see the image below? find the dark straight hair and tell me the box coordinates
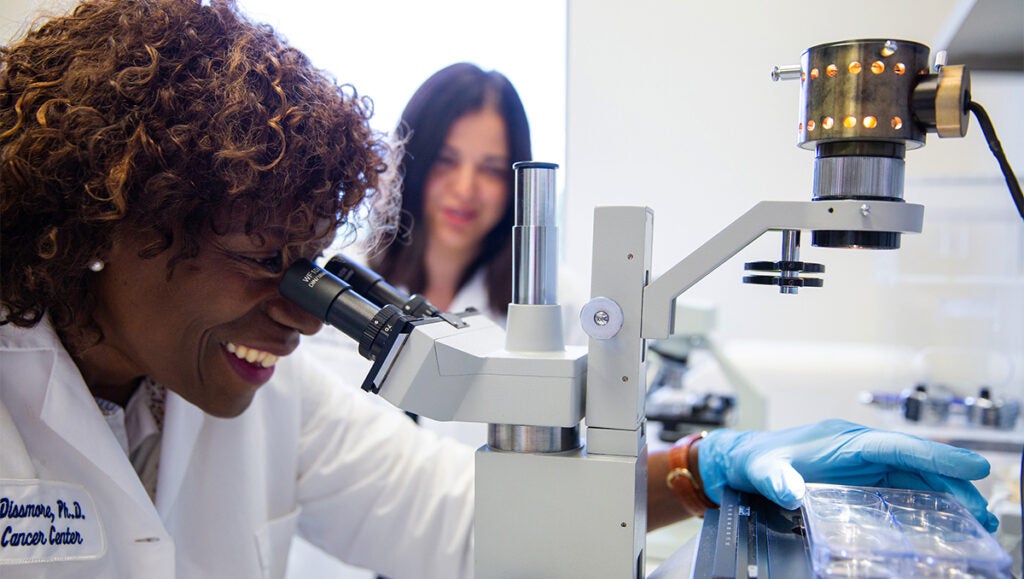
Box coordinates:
[368,62,532,314]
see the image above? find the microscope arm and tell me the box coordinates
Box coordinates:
[641,199,924,339]
[371,311,587,427]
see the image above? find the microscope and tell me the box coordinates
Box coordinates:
[282,39,1020,578]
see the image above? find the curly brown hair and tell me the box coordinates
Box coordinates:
[1,0,397,338]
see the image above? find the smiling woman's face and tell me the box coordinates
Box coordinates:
[83,225,325,418]
[423,107,510,258]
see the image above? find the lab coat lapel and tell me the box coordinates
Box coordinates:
[37,346,162,519]
[0,397,36,479]
[155,389,204,518]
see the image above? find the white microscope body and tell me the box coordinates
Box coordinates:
[354,175,923,578]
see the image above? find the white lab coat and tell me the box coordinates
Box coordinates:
[0,320,474,579]
[449,269,507,326]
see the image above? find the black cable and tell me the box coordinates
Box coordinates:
[968,101,1024,222]
[967,100,1024,572]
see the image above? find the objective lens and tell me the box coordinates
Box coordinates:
[281,260,415,360]
[810,142,907,250]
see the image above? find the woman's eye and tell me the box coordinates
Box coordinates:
[483,165,508,178]
[434,155,457,169]
[241,253,284,274]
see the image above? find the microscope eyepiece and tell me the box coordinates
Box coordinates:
[281,259,416,361]
[357,304,412,362]
[324,254,441,318]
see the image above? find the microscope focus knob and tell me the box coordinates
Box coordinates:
[742,275,825,288]
[743,260,825,274]
[742,260,825,290]
[580,296,624,340]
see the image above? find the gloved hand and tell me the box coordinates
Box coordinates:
[698,418,999,532]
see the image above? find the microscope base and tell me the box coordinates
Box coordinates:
[474,445,647,578]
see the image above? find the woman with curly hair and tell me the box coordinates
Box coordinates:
[0,1,1001,578]
[0,1,472,576]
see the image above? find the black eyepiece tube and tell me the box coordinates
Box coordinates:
[325,254,440,318]
[281,259,414,361]
[325,254,410,312]
[281,259,378,339]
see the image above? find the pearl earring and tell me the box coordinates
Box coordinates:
[88,259,105,272]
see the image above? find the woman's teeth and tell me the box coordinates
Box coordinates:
[225,342,279,368]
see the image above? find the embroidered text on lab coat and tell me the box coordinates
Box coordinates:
[0,480,105,565]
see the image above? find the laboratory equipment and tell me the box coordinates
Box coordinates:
[281,36,1019,577]
[802,484,1012,577]
[284,163,923,576]
[687,488,814,579]
[860,343,1023,434]
[901,384,954,424]
[966,387,1022,430]
[646,337,736,443]
[284,162,597,576]
[323,254,466,327]
[862,384,1021,430]
[683,485,1013,579]
[645,304,742,441]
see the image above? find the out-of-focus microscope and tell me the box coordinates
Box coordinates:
[282,38,1020,578]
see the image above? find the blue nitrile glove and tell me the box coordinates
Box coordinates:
[698,418,999,532]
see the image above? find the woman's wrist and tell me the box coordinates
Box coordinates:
[666,431,719,517]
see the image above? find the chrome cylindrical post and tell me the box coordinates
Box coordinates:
[487,424,580,453]
[492,161,579,453]
[779,230,800,295]
[512,161,559,306]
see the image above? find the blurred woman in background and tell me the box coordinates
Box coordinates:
[368,63,528,323]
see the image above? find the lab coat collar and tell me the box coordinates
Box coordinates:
[0,319,166,525]
[34,327,162,521]
[0,319,219,522]
[0,396,35,479]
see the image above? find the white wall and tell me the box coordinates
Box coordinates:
[565,1,1024,398]
[236,0,567,164]
[3,1,566,167]
[2,0,68,41]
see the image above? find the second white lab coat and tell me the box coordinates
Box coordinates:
[0,320,475,579]
[450,268,589,343]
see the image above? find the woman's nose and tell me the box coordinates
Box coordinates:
[266,293,323,335]
[449,164,477,199]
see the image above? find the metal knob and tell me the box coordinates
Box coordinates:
[770,64,802,82]
[580,296,624,339]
